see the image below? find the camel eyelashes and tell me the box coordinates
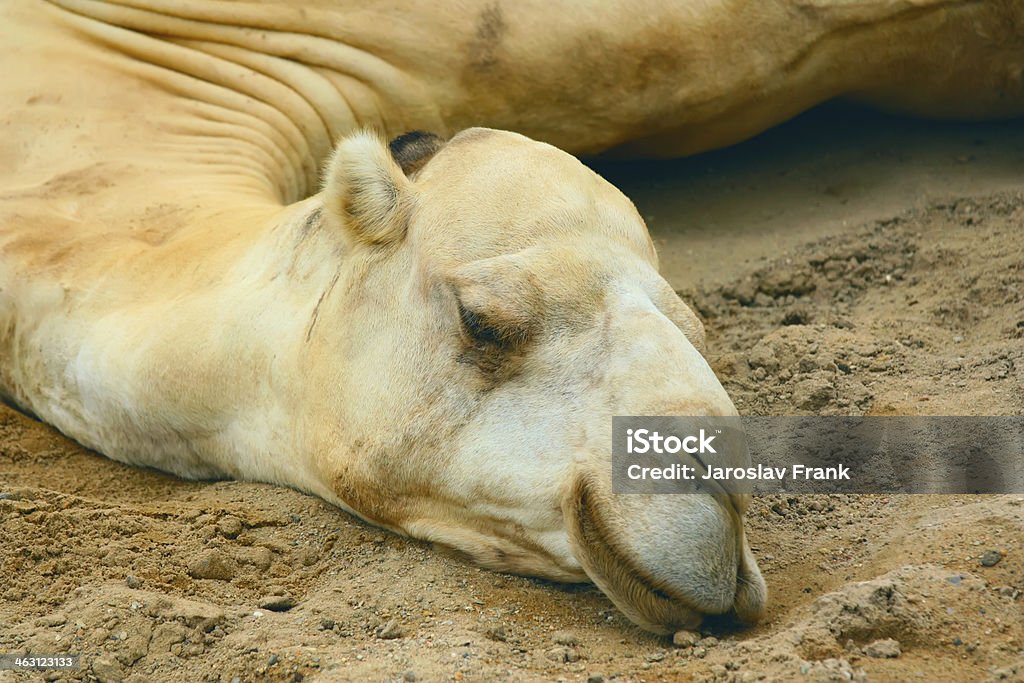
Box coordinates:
[456,298,531,350]
[458,301,501,345]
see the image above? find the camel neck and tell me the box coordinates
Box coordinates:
[42,0,447,204]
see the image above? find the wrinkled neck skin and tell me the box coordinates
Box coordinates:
[38,0,1024,186]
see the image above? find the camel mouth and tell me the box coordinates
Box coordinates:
[564,474,710,634]
[563,471,765,634]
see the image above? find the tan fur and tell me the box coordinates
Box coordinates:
[2,0,1019,634]
[323,132,414,247]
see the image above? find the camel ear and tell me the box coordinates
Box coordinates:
[322,131,413,246]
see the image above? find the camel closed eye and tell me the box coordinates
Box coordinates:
[457,299,530,349]
[454,294,534,380]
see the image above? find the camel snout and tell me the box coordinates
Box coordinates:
[565,472,766,634]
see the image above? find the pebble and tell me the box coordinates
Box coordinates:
[864,638,901,658]
[188,549,236,581]
[91,656,123,683]
[237,546,273,571]
[485,625,508,642]
[980,550,1004,567]
[217,515,244,539]
[259,595,297,612]
[404,672,417,682]
[298,548,319,566]
[376,619,403,640]
[551,630,578,646]
[125,575,141,589]
[587,676,605,683]
[268,655,279,666]
[545,646,579,663]
[792,377,835,411]
[672,630,701,648]
[319,618,336,631]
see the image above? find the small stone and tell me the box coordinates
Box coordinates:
[404,672,417,682]
[864,638,901,658]
[376,619,403,640]
[792,377,835,411]
[217,515,244,539]
[673,630,701,648]
[237,546,273,571]
[980,550,1004,567]
[150,622,188,654]
[552,630,578,646]
[298,548,319,566]
[318,618,335,631]
[485,626,507,642]
[125,575,141,589]
[259,595,296,612]
[747,344,779,371]
[587,675,605,683]
[91,656,123,683]
[268,654,279,666]
[188,549,236,581]
[546,646,576,663]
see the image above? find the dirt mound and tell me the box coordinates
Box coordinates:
[695,194,1024,418]
[1,192,1022,682]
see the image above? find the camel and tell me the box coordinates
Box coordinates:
[1,0,1020,634]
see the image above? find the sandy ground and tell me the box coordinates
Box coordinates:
[1,106,1023,682]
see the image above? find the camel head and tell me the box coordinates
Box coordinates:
[301,128,766,634]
